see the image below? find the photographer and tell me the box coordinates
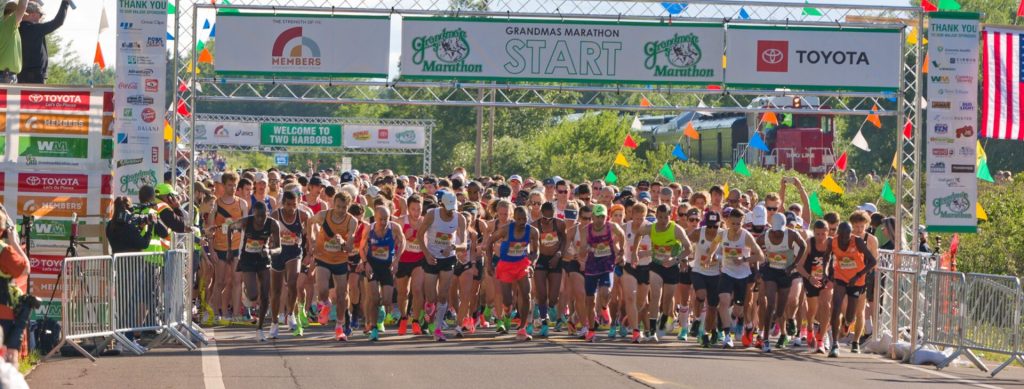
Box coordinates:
[0,205,29,365]
[106,197,155,254]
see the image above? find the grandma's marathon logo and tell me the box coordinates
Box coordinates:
[932,192,972,219]
[271,27,322,69]
[411,28,482,73]
[643,33,713,79]
[395,130,417,144]
[119,169,158,196]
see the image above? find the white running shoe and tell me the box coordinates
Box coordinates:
[288,314,297,331]
[723,334,734,349]
[762,340,772,353]
[269,324,279,339]
[258,329,268,342]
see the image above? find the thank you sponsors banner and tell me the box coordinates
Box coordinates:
[0,86,114,318]
[401,17,724,85]
[724,25,902,91]
[926,13,980,233]
[215,14,391,78]
[114,0,167,198]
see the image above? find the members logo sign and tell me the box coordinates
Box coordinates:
[18,196,87,217]
[271,27,323,68]
[20,114,89,135]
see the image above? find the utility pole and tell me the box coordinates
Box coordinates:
[488,82,495,174]
[474,88,484,177]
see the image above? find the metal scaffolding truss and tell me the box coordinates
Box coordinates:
[172,0,924,256]
[192,114,434,173]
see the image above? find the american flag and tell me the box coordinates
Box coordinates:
[982,28,1024,140]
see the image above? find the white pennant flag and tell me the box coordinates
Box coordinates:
[98,6,110,33]
[920,97,928,110]
[851,129,871,152]
[631,115,642,131]
[696,101,713,117]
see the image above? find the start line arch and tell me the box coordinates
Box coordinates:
[191,114,434,174]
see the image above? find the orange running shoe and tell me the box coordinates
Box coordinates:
[741,328,753,348]
[318,304,331,326]
[335,325,348,341]
[398,318,409,335]
[412,321,423,335]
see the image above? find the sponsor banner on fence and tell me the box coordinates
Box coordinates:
[18,172,88,194]
[343,124,427,149]
[723,25,902,91]
[215,14,391,78]
[17,196,88,218]
[401,17,724,85]
[114,0,167,198]
[261,123,341,147]
[926,13,979,233]
[19,113,90,135]
[195,120,260,147]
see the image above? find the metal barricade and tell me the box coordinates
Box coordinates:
[161,250,200,350]
[46,256,116,361]
[961,273,1023,377]
[916,270,986,369]
[874,250,938,358]
[112,251,168,353]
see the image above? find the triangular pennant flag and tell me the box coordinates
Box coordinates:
[921,97,928,109]
[938,0,961,11]
[659,163,675,182]
[1019,0,1024,17]
[782,113,793,127]
[976,140,987,163]
[762,112,779,125]
[614,152,630,167]
[749,132,770,152]
[808,192,824,217]
[684,122,700,140]
[907,26,928,46]
[197,40,206,51]
[866,105,881,128]
[977,158,994,183]
[672,144,688,161]
[903,121,913,140]
[976,202,988,221]
[164,120,175,141]
[640,97,652,107]
[93,42,106,70]
[209,23,216,38]
[734,158,751,177]
[98,6,110,33]
[722,54,727,69]
[203,19,211,30]
[661,2,687,15]
[167,2,176,15]
[631,116,642,131]
[198,47,214,64]
[167,32,175,41]
[890,151,906,175]
[881,181,897,204]
[706,84,722,90]
[723,182,729,195]
[220,0,240,14]
[178,80,188,93]
[851,129,871,152]
[835,151,848,171]
[922,0,938,12]
[176,99,191,117]
[623,135,638,149]
[802,0,822,16]
[922,54,929,74]
[821,173,845,195]
[738,7,750,19]
[605,169,618,184]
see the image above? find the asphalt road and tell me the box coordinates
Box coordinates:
[27,325,1024,389]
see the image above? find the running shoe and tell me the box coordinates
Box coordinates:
[772,323,780,337]
[600,308,611,325]
[335,325,348,341]
[434,328,447,342]
[762,340,772,353]
[722,333,734,349]
[318,304,331,325]
[776,334,789,349]
[741,328,753,348]
[700,334,710,348]
[411,321,423,335]
[815,340,826,354]
[540,322,550,337]
[677,327,689,341]
[297,308,309,328]
[786,319,797,337]
[649,331,660,343]
[269,324,279,339]
[711,329,721,345]
[828,344,839,358]
[258,329,267,342]
[689,320,701,341]
[369,328,380,341]
[577,326,588,340]
[455,327,465,338]
[398,318,409,335]
[851,341,861,354]
[554,316,565,332]
[585,329,597,342]
[526,323,535,337]
[608,323,619,339]
[344,325,353,338]
[293,323,304,337]
[516,328,532,341]
[618,325,628,338]
[631,329,643,344]
[656,329,666,341]
[468,317,477,335]
[496,322,508,335]
[807,332,817,350]
[288,314,297,331]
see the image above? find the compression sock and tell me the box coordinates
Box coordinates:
[435,303,448,327]
[659,314,669,330]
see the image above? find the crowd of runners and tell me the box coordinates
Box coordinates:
[186,166,888,358]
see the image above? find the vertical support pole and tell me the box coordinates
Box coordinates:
[488,82,496,173]
[475,88,483,176]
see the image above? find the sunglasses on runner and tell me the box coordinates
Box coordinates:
[688,218,700,223]
[766,207,779,211]
[557,190,568,194]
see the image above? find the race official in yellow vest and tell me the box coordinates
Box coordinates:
[136,185,171,254]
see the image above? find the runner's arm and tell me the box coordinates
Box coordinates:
[849,237,877,285]
[612,224,627,266]
[393,221,407,258]
[555,220,567,258]
[453,215,469,251]
[792,178,812,225]
[267,222,282,257]
[745,230,764,264]
[529,226,541,263]
[787,233,808,273]
[416,211,434,261]
[675,224,693,262]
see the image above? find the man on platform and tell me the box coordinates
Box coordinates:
[18,0,71,84]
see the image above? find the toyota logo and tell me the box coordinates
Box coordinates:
[28,94,43,103]
[761,48,785,64]
[26,176,40,186]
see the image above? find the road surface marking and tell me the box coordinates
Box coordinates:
[879,358,1003,389]
[628,372,665,385]
[202,328,226,389]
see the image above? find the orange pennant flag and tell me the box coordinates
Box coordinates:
[762,112,779,125]
[640,97,652,107]
[93,42,106,70]
[922,54,930,74]
[684,122,700,140]
[866,105,881,128]
[198,47,214,64]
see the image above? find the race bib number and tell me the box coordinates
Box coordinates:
[244,239,264,254]
[508,242,527,257]
[653,245,672,261]
[281,231,299,246]
[324,239,344,253]
[406,242,421,253]
[811,265,824,280]
[593,242,612,258]
[372,245,390,260]
[541,232,559,248]
[723,247,742,262]
[700,255,718,269]
[434,232,453,247]
[839,256,858,270]
[768,252,788,269]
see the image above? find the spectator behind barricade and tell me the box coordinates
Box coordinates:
[0,205,29,366]
[17,0,70,84]
[106,196,154,254]
[155,184,189,234]
[0,0,29,83]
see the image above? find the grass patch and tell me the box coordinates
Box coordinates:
[19,351,40,375]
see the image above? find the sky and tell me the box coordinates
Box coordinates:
[35,0,911,69]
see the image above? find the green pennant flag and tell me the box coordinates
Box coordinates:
[808,192,824,217]
[881,181,897,204]
[977,158,995,183]
[734,158,751,177]
[938,0,961,10]
[659,163,675,182]
[605,169,618,184]
[197,40,206,51]
[167,2,176,15]
[802,1,822,16]
[220,0,241,14]
[782,113,793,127]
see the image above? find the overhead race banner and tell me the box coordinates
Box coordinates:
[195,120,260,147]
[261,123,341,147]
[401,17,724,85]
[0,86,114,319]
[343,124,426,149]
[215,14,391,78]
[926,13,980,233]
[724,25,902,91]
[114,0,167,198]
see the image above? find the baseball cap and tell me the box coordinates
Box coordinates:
[340,171,355,184]
[155,183,178,197]
[193,182,212,196]
[660,187,673,196]
[770,213,787,231]
[751,205,768,226]
[858,202,878,214]
[497,184,513,198]
[592,204,608,217]
[638,191,652,202]
[543,177,555,186]
[367,185,381,198]
[308,176,324,187]
[785,211,798,225]
[254,172,268,183]
[509,175,523,183]
[703,211,721,227]
[441,192,458,210]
